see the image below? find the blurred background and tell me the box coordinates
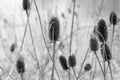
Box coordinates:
[0,0,119,80]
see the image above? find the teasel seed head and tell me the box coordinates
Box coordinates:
[97,19,108,42]
[49,17,60,42]
[16,56,25,74]
[109,11,117,25]
[10,43,16,52]
[84,63,92,72]
[23,0,30,11]
[101,43,112,61]
[59,55,69,70]
[68,54,76,67]
[90,37,99,52]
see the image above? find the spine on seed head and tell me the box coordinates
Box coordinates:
[68,54,76,67]
[97,19,108,42]
[59,55,69,70]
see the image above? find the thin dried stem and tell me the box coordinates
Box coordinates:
[77,48,89,79]
[94,51,105,80]
[26,11,42,77]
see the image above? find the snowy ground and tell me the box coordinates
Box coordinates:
[0,0,120,80]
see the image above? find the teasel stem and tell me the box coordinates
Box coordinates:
[94,51,105,80]
[26,11,42,77]
[97,0,104,18]
[90,54,95,80]
[72,67,77,80]
[91,57,97,80]
[33,0,60,80]
[77,48,89,79]
[69,0,76,80]
[103,53,106,80]
[20,73,25,80]
[110,25,115,50]
[108,61,113,80]
[51,41,56,80]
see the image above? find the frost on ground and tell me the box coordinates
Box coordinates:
[0,0,119,80]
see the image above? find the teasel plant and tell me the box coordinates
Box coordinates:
[77,63,92,78]
[49,16,60,80]
[6,1,34,80]
[77,48,89,80]
[16,56,25,80]
[68,54,77,80]
[109,11,117,50]
[32,0,60,80]
[101,43,113,80]
[89,36,105,80]
[68,0,77,80]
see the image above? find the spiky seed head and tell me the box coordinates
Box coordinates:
[49,17,60,42]
[59,55,69,70]
[68,54,76,67]
[97,19,108,42]
[23,0,30,11]
[101,43,112,61]
[109,11,117,25]
[84,63,92,72]
[90,37,99,52]
[16,56,25,74]
[10,43,16,52]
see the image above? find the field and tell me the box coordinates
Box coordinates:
[0,0,120,80]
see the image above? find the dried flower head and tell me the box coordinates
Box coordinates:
[109,11,117,25]
[68,54,76,67]
[84,63,92,72]
[23,0,30,11]
[101,43,112,61]
[49,17,60,42]
[16,56,25,74]
[97,19,108,42]
[90,37,99,52]
[10,43,16,52]
[59,55,69,70]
